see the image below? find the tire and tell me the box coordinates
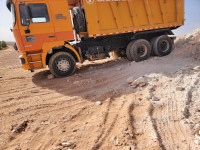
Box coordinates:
[126,40,135,61]
[150,37,157,56]
[127,39,151,62]
[49,52,76,77]
[153,35,173,56]
[73,7,86,34]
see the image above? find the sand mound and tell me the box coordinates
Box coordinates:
[174,28,200,60]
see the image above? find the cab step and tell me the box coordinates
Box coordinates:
[29,61,42,64]
[27,53,42,56]
[27,51,43,69]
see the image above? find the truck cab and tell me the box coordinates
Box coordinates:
[7,0,82,74]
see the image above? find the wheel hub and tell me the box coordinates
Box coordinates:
[57,59,70,72]
[137,45,147,57]
[160,40,170,52]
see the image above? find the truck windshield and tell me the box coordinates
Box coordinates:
[11,3,16,27]
[19,3,49,26]
[28,3,50,23]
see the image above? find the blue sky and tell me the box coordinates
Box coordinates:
[0,0,200,41]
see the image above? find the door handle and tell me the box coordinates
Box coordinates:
[49,36,55,38]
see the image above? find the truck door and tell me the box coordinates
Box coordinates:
[17,1,55,51]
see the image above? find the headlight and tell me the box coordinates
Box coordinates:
[20,58,26,64]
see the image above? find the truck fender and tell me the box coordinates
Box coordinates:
[42,41,82,68]
[64,44,83,63]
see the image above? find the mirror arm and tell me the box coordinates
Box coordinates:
[27,22,30,30]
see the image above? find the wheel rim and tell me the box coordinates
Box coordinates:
[137,44,147,57]
[56,59,70,72]
[160,40,170,53]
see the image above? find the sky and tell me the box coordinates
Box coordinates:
[0,0,200,42]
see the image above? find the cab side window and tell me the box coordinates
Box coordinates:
[27,3,50,23]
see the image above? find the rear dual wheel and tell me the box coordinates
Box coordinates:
[126,39,151,62]
[151,35,174,56]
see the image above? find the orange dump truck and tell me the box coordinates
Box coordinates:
[6,0,184,77]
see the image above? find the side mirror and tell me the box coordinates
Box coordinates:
[25,18,30,26]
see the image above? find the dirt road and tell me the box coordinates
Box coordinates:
[0,29,200,150]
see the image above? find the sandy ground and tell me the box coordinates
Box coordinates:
[0,28,200,150]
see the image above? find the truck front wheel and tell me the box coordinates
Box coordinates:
[126,39,151,62]
[49,52,76,77]
[153,35,173,56]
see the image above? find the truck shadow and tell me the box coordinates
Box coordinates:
[32,58,131,102]
[32,56,196,103]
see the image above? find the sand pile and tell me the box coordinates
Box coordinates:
[174,28,200,60]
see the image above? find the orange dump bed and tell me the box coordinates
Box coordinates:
[83,0,184,37]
